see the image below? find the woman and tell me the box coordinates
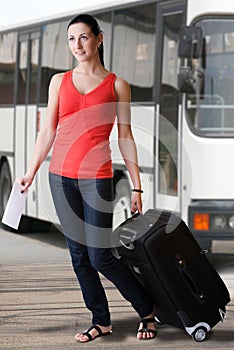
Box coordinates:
[19,14,157,343]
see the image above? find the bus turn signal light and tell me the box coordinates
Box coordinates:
[193,213,210,231]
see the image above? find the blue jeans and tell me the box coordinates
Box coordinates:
[49,173,154,326]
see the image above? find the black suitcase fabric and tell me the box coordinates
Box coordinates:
[113,209,230,342]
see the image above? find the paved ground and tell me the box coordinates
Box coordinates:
[0,229,234,350]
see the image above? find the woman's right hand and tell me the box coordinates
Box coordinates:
[16,175,34,193]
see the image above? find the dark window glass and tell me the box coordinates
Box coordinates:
[17,39,28,104]
[112,4,156,102]
[158,12,183,196]
[40,22,73,103]
[95,12,112,70]
[29,37,39,104]
[0,32,17,105]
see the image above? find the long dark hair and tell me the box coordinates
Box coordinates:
[67,14,104,67]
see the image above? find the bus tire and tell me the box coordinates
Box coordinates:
[0,160,12,222]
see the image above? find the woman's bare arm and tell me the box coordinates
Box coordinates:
[115,77,142,213]
[19,73,63,192]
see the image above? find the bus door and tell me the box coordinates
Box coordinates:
[154,1,185,216]
[15,30,41,218]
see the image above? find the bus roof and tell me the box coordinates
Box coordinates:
[187,0,234,24]
[1,0,234,33]
[0,0,142,33]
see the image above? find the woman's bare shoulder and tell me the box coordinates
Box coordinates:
[114,76,131,102]
[114,76,130,88]
[48,72,67,94]
[50,72,66,85]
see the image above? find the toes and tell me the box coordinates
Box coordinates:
[137,322,157,340]
[76,335,89,343]
[75,333,84,341]
[138,331,155,340]
[137,332,142,339]
[75,332,90,342]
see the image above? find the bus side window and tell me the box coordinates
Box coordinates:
[40,22,74,104]
[159,84,180,195]
[0,33,17,105]
[112,3,156,102]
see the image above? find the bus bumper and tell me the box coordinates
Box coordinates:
[188,200,234,253]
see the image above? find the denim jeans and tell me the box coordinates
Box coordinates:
[49,172,154,326]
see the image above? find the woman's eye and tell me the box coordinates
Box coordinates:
[80,36,88,40]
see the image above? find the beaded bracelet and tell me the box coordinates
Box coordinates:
[131,188,143,193]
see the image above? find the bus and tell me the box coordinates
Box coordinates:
[0,0,234,253]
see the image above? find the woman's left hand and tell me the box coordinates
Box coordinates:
[131,192,143,214]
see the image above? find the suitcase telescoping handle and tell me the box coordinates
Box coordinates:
[119,211,140,226]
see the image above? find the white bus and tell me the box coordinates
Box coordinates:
[0,0,234,253]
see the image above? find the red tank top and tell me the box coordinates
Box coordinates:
[49,71,117,179]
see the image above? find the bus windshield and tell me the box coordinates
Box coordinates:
[186,17,234,137]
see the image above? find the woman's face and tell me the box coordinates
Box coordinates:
[67,22,102,63]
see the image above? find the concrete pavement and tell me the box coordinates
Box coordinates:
[0,229,234,349]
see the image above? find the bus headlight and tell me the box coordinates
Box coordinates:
[228,215,234,229]
[213,215,226,229]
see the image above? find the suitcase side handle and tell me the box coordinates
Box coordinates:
[177,256,206,301]
[119,227,137,250]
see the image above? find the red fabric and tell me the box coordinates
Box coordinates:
[49,71,117,179]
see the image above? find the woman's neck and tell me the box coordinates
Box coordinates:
[74,61,105,75]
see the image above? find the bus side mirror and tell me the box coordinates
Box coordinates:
[178,25,204,93]
[178,25,203,58]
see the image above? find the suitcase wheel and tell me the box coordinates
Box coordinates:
[191,326,207,342]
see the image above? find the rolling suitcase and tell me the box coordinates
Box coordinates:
[113,209,230,342]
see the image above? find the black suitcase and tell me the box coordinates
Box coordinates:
[113,209,230,342]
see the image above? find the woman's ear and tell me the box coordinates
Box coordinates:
[97,32,103,47]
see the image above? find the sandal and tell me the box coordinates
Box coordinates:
[75,324,112,343]
[137,317,157,340]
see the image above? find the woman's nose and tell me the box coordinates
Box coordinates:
[77,38,82,48]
